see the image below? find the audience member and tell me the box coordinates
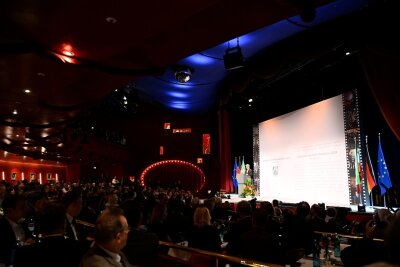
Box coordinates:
[293,201,313,247]
[122,200,159,267]
[238,208,282,263]
[283,201,313,264]
[384,214,400,265]
[325,207,337,223]
[0,183,7,209]
[14,202,86,267]
[259,201,280,234]
[80,208,133,267]
[104,193,120,211]
[23,191,48,237]
[212,197,230,221]
[78,195,99,225]
[307,204,327,231]
[272,199,283,218]
[63,191,83,241]
[0,195,33,266]
[147,203,171,242]
[187,206,221,253]
[340,209,391,267]
[164,194,190,243]
[224,200,252,256]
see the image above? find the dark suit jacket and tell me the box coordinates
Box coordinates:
[65,216,84,241]
[245,169,253,178]
[0,217,18,266]
[238,228,282,263]
[80,245,133,267]
[14,235,87,267]
[187,225,222,253]
[123,229,159,267]
[224,216,252,256]
[0,217,30,266]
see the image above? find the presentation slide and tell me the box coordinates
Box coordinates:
[258,95,350,207]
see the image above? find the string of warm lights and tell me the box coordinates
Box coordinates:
[140,160,206,191]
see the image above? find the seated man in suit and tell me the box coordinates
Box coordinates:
[0,194,33,266]
[63,191,83,241]
[14,202,87,267]
[23,191,48,238]
[238,209,282,263]
[223,200,253,256]
[122,199,159,267]
[80,208,133,267]
[0,183,6,209]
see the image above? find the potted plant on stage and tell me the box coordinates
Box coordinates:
[239,177,255,198]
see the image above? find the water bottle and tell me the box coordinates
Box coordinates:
[334,235,341,258]
[28,217,35,232]
[313,239,321,267]
[27,217,36,238]
[219,223,225,242]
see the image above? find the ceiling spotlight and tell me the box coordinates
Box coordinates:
[224,45,244,70]
[174,66,193,83]
[24,89,31,93]
[106,17,117,24]
[12,109,18,115]
[248,98,253,103]
[61,44,75,57]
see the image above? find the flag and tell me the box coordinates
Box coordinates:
[365,140,377,194]
[232,158,238,188]
[236,157,241,180]
[354,141,364,194]
[377,138,392,195]
[240,157,245,174]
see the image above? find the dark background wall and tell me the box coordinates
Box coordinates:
[77,107,221,192]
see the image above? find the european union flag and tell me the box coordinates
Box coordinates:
[377,139,392,196]
[232,159,238,188]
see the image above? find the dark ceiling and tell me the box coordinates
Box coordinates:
[0,0,388,164]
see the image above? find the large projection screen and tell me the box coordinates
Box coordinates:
[258,95,350,207]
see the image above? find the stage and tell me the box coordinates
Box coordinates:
[221,194,383,213]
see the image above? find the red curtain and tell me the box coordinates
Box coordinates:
[218,110,233,193]
[359,47,400,141]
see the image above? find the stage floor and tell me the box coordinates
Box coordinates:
[222,194,383,213]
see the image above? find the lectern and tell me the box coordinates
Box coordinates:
[237,174,246,195]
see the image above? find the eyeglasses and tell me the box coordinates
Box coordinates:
[122,226,131,233]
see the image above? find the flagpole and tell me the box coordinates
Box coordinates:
[232,157,237,194]
[354,137,363,206]
[384,194,387,208]
[370,193,374,208]
[378,133,387,208]
[366,135,374,208]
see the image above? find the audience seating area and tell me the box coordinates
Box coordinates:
[0,180,399,267]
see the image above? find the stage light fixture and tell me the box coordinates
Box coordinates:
[223,45,244,70]
[174,66,193,83]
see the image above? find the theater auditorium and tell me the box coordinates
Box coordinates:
[1,1,400,266]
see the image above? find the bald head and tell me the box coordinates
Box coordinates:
[95,208,129,252]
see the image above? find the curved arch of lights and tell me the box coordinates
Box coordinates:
[140,160,206,192]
